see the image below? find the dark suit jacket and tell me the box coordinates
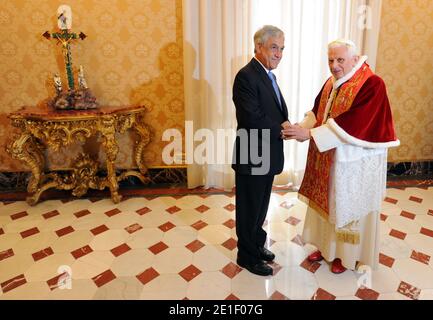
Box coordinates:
[232,58,289,176]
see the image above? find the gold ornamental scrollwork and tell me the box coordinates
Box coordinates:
[7,132,45,194]
[25,119,97,151]
[133,112,152,177]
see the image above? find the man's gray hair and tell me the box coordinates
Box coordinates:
[328,39,359,57]
[254,25,284,51]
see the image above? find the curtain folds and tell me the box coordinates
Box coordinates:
[182,0,383,190]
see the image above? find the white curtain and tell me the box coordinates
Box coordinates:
[182,0,252,190]
[183,0,382,190]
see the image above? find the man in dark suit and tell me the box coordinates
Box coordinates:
[232,25,290,276]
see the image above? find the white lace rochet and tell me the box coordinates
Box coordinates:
[328,145,387,229]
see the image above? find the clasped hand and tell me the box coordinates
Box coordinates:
[280,122,310,142]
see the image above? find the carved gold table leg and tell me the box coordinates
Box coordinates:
[100,115,121,203]
[131,113,152,182]
[7,133,46,205]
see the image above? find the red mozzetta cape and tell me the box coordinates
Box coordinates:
[312,63,398,146]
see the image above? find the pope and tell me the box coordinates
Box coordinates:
[282,39,399,274]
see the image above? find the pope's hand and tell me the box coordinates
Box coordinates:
[281,124,311,142]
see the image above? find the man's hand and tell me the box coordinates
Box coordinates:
[281,123,311,142]
[281,120,291,130]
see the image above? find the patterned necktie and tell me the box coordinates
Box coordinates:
[268,71,282,108]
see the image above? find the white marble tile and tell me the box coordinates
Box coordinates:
[377,292,412,300]
[201,194,234,208]
[173,195,209,210]
[0,215,9,227]
[24,252,75,282]
[138,211,177,228]
[385,215,421,235]
[273,266,318,299]
[152,247,193,274]
[381,201,403,216]
[26,200,64,216]
[271,240,308,267]
[266,207,292,223]
[140,273,187,300]
[163,226,198,247]
[335,296,361,300]
[51,231,95,253]
[405,234,433,256]
[0,202,30,216]
[105,211,141,230]
[200,209,233,226]
[92,276,143,299]
[314,266,359,297]
[110,249,154,277]
[379,234,412,259]
[0,281,51,300]
[385,188,408,199]
[89,229,130,251]
[359,264,400,294]
[57,200,92,215]
[187,271,231,300]
[265,222,296,242]
[404,187,432,199]
[192,245,231,272]
[197,225,231,245]
[379,220,392,236]
[36,215,77,232]
[116,197,149,212]
[3,218,44,233]
[70,212,109,231]
[397,200,430,216]
[44,279,97,300]
[0,254,35,283]
[414,214,433,230]
[87,199,119,214]
[170,209,204,226]
[0,232,21,251]
[419,289,433,300]
[126,227,164,249]
[146,196,179,210]
[392,258,433,289]
[231,270,276,300]
[71,251,115,280]
[12,232,58,255]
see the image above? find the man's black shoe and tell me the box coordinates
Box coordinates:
[237,259,273,276]
[258,247,275,262]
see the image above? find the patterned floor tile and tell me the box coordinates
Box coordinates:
[311,288,336,300]
[186,271,231,300]
[1,186,433,300]
[136,267,160,286]
[92,269,117,287]
[179,264,202,282]
[139,274,186,299]
[92,276,143,299]
[1,274,27,293]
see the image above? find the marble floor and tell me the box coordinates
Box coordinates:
[0,186,432,300]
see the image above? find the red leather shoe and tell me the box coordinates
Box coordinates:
[331,258,346,274]
[307,250,323,262]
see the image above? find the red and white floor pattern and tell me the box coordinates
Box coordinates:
[0,186,432,300]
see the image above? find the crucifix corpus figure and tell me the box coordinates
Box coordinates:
[42,5,97,110]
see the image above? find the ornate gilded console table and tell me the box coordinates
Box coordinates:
[6,105,151,205]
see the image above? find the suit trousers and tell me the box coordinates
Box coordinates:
[235,173,274,264]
